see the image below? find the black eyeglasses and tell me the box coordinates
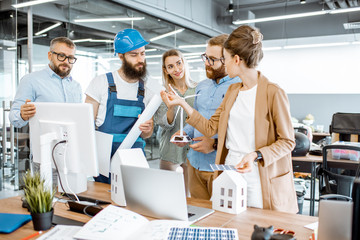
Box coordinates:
[51,51,77,64]
[201,53,225,65]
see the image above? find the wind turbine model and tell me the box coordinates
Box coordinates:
[168,84,199,143]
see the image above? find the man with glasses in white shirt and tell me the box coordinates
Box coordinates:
[10,37,82,128]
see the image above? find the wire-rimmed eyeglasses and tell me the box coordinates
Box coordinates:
[201,53,225,65]
[51,51,77,64]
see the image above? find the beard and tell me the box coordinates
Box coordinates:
[50,61,71,78]
[122,57,147,80]
[206,64,226,81]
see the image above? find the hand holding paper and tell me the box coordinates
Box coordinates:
[139,116,153,139]
[118,94,162,150]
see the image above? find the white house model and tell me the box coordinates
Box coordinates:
[110,148,149,207]
[212,170,247,214]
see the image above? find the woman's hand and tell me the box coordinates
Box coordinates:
[235,152,257,173]
[160,90,185,108]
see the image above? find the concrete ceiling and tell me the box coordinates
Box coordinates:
[1,0,360,52]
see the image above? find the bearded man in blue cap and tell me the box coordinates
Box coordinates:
[85,29,154,183]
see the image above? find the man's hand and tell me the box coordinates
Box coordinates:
[235,152,257,173]
[139,117,154,139]
[189,136,215,154]
[20,99,36,121]
[170,130,189,147]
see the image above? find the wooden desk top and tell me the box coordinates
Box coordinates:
[0,182,317,240]
[293,153,360,169]
[292,153,323,163]
[312,132,330,137]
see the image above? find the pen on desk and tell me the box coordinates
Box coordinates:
[20,231,43,240]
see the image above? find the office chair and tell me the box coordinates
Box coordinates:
[294,127,308,135]
[320,144,360,198]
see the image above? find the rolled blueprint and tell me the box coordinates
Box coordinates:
[117,94,162,150]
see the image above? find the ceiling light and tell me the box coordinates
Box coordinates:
[183,52,203,56]
[17,34,47,41]
[35,22,62,36]
[145,49,157,52]
[330,6,360,14]
[150,29,185,42]
[72,38,112,43]
[228,4,234,13]
[300,0,306,4]
[228,0,234,13]
[343,22,360,30]
[233,10,326,24]
[179,44,207,49]
[89,39,113,43]
[72,38,92,43]
[283,42,350,49]
[185,56,201,60]
[12,0,57,9]
[233,6,360,25]
[74,17,144,23]
[263,47,283,51]
[187,59,204,63]
[145,54,163,59]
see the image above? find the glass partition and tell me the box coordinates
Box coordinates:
[0,0,210,190]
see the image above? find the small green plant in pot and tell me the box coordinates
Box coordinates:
[23,171,55,231]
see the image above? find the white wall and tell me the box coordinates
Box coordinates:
[258,34,360,94]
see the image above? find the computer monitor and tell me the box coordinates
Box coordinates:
[29,102,99,194]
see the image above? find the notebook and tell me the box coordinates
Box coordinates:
[0,213,32,233]
[73,205,190,240]
[120,165,214,223]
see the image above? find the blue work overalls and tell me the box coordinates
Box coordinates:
[94,72,146,183]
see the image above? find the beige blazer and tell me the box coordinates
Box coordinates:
[187,72,298,213]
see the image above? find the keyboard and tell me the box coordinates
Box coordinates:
[64,193,111,205]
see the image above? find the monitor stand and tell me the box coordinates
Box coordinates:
[39,132,87,194]
[57,172,87,194]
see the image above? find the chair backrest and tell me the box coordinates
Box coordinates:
[330,112,360,143]
[321,144,360,197]
[294,127,308,135]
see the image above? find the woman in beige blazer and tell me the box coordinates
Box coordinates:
[161,25,298,213]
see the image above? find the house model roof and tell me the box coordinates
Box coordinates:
[216,170,246,183]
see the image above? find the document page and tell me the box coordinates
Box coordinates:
[73,205,148,240]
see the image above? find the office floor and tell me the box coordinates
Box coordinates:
[0,142,319,216]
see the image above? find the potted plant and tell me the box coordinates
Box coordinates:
[23,171,55,231]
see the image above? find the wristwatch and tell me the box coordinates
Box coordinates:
[213,138,218,150]
[255,150,263,163]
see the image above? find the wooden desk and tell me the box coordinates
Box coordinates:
[292,154,322,216]
[293,153,360,216]
[312,132,330,143]
[0,182,317,240]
